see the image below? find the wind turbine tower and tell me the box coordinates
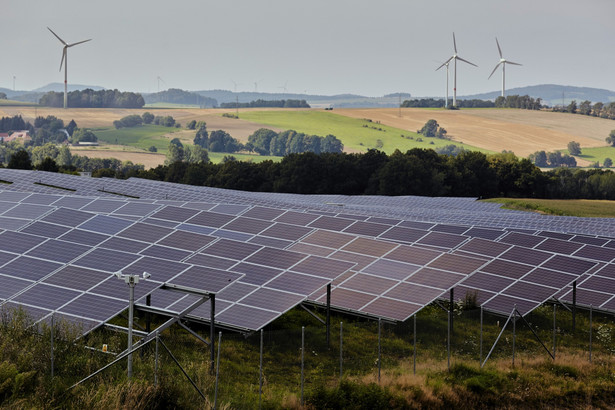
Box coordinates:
[47,27,91,109]
[436,33,477,107]
[436,61,450,108]
[488,38,522,97]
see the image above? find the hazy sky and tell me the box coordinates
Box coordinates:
[2,0,614,97]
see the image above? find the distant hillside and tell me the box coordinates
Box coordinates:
[143,88,217,107]
[462,84,615,106]
[32,83,105,93]
[195,90,411,108]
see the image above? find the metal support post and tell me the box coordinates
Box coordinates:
[326,284,331,348]
[214,331,222,409]
[447,309,451,370]
[50,313,54,379]
[146,294,151,333]
[553,304,557,361]
[377,318,381,383]
[413,314,416,375]
[210,294,216,374]
[572,281,577,332]
[128,280,135,378]
[449,288,454,337]
[301,326,305,406]
[479,306,483,364]
[589,304,593,363]
[154,331,159,386]
[259,329,263,410]
[512,305,516,366]
[339,322,343,380]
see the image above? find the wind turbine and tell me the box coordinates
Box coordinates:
[488,38,522,97]
[435,60,450,108]
[47,27,91,109]
[436,33,477,108]
[157,76,166,93]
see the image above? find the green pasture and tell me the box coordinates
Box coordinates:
[93,125,179,152]
[208,151,281,164]
[238,110,487,154]
[143,102,199,109]
[483,197,615,218]
[0,99,37,107]
[573,146,615,167]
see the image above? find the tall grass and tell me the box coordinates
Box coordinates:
[1,302,615,408]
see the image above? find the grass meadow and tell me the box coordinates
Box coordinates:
[483,197,615,217]
[573,146,615,167]
[92,125,180,153]
[3,300,615,408]
[238,110,486,155]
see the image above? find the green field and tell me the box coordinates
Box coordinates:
[483,197,615,217]
[0,99,38,106]
[93,125,180,152]
[238,110,488,154]
[208,151,281,164]
[573,146,615,167]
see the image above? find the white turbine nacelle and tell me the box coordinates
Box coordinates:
[436,33,477,108]
[47,27,91,109]
[488,37,523,98]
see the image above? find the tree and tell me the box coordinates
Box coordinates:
[604,158,613,168]
[166,142,184,164]
[36,157,59,172]
[71,128,98,144]
[606,130,615,147]
[7,149,32,170]
[567,100,577,114]
[142,112,154,124]
[418,119,439,138]
[0,92,7,99]
[567,141,581,156]
[578,100,592,116]
[186,120,197,130]
[148,146,158,152]
[193,124,209,148]
[56,146,72,167]
[529,150,548,167]
[65,119,78,136]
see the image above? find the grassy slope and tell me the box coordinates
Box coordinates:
[483,197,615,217]
[238,110,487,155]
[92,125,180,153]
[574,146,615,166]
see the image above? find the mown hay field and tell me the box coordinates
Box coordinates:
[335,107,615,157]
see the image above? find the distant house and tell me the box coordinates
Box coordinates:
[0,133,8,141]
[1,130,31,144]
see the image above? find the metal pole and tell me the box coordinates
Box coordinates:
[377,318,381,383]
[589,304,593,363]
[50,313,54,379]
[447,309,451,370]
[339,322,343,380]
[128,280,135,378]
[479,306,483,365]
[553,304,556,361]
[449,288,454,337]
[512,306,516,367]
[214,331,222,409]
[154,331,159,386]
[259,329,263,410]
[413,314,416,375]
[326,284,331,348]
[572,281,577,333]
[146,294,151,334]
[301,326,305,406]
[210,294,216,374]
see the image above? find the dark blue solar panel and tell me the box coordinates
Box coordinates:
[21,222,71,238]
[0,256,62,281]
[212,229,253,242]
[59,229,109,246]
[43,265,111,291]
[73,248,141,272]
[13,284,80,310]
[26,240,90,263]
[59,293,128,322]
[41,208,94,227]
[0,231,46,254]
[78,215,133,235]
[0,274,34,299]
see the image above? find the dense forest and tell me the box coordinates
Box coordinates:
[39,89,145,108]
[220,99,310,108]
[144,88,217,107]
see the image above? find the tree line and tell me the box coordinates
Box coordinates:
[553,100,615,120]
[220,99,310,109]
[401,98,496,108]
[246,128,343,156]
[494,95,543,110]
[39,89,145,108]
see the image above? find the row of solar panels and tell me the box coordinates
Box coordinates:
[2,168,615,237]
[0,179,614,337]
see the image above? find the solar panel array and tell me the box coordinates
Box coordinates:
[0,169,614,336]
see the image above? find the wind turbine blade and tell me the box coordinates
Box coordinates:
[453,32,457,54]
[506,60,523,66]
[59,47,67,71]
[47,27,67,46]
[68,39,92,47]
[496,38,502,58]
[435,56,454,71]
[456,56,478,67]
[488,62,502,79]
